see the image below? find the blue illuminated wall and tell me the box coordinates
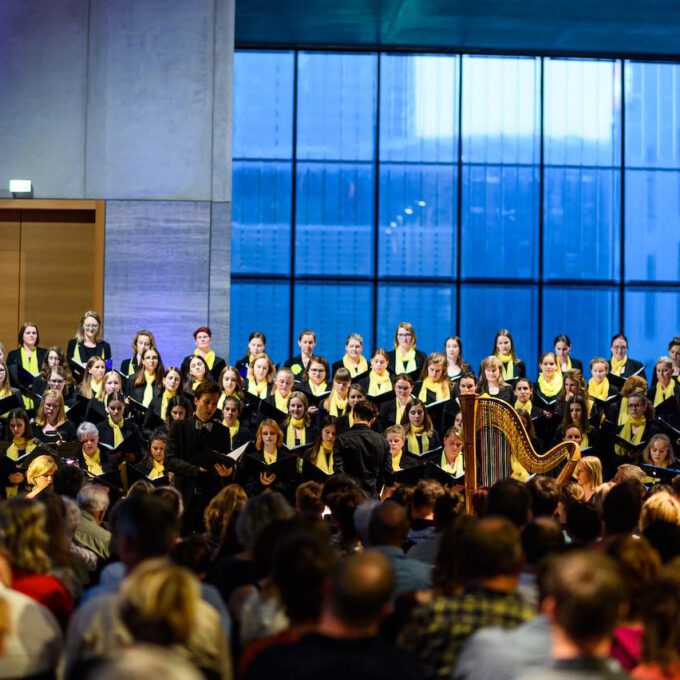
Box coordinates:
[232,51,680,376]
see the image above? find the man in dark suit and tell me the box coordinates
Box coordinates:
[166,381,233,533]
[333,400,393,498]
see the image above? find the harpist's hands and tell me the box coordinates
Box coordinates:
[260,471,276,486]
[214,463,233,478]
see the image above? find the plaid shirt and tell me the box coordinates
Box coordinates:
[399,586,535,680]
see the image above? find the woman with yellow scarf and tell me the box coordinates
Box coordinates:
[556,395,597,451]
[477,356,514,403]
[75,421,116,477]
[66,310,112,369]
[95,392,141,463]
[128,348,165,407]
[334,384,369,434]
[246,354,275,401]
[221,395,252,450]
[300,356,330,398]
[609,333,647,381]
[647,356,679,418]
[283,392,315,450]
[533,352,564,407]
[491,329,526,385]
[358,349,393,398]
[614,391,657,464]
[321,368,352,418]
[183,355,210,396]
[588,358,619,405]
[332,334,369,381]
[235,331,267,379]
[120,330,156,380]
[180,326,227,383]
[306,416,337,475]
[217,366,244,410]
[414,353,451,405]
[78,356,107,400]
[400,399,441,458]
[0,361,23,423]
[1,409,38,498]
[6,323,46,409]
[139,431,170,482]
[387,322,426,380]
[553,334,584,374]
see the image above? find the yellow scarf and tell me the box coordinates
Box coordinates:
[418,377,449,403]
[127,358,138,377]
[560,356,572,372]
[407,426,430,455]
[316,442,334,474]
[610,356,627,376]
[510,455,530,482]
[368,371,392,397]
[84,449,104,476]
[248,379,268,399]
[588,377,610,401]
[142,373,155,407]
[391,451,403,472]
[108,417,123,447]
[581,432,589,449]
[195,348,215,370]
[286,419,306,448]
[618,398,629,426]
[226,420,240,440]
[395,348,416,374]
[274,392,290,414]
[440,451,464,477]
[7,438,36,461]
[0,385,10,399]
[161,390,176,420]
[5,486,18,498]
[20,347,39,376]
[348,412,354,428]
[73,343,105,365]
[496,353,514,381]
[615,416,646,457]
[538,372,563,398]
[327,392,348,417]
[149,458,165,480]
[309,381,328,396]
[263,448,277,465]
[342,354,368,376]
[514,400,532,414]
[654,381,675,407]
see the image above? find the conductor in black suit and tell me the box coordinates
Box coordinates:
[166,381,233,533]
[333,400,393,498]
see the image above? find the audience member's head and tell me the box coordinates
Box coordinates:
[327,550,394,633]
[613,464,646,495]
[296,481,325,518]
[543,551,624,654]
[321,474,364,511]
[640,491,680,532]
[433,491,465,532]
[354,499,380,546]
[152,486,184,519]
[566,501,602,547]
[487,479,531,527]
[76,484,110,524]
[53,465,84,498]
[604,534,661,622]
[235,492,294,553]
[459,516,522,585]
[119,558,199,646]
[526,475,560,518]
[432,515,477,597]
[0,498,50,573]
[94,646,203,680]
[330,487,365,547]
[642,521,680,563]
[368,501,409,548]
[521,518,565,567]
[203,484,247,547]
[603,480,642,535]
[170,534,214,580]
[114,494,179,570]
[411,480,445,520]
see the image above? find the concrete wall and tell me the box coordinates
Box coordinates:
[0,0,233,365]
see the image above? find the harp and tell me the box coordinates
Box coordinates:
[458,394,579,513]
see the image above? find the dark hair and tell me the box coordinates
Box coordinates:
[642,521,680,564]
[432,514,476,596]
[566,501,602,546]
[412,479,445,512]
[553,334,572,348]
[114,493,179,559]
[459,516,522,582]
[193,326,212,339]
[52,465,84,498]
[487,479,531,527]
[296,481,325,517]
[171,534,214,576]
[194,381,221,400]
[353,400,378,422]
[545,551,624,646]
[368,501,409,547]
[17,322,40,346]
[521,518,565,565]
[603,480,642,535]
[526,475,560,518]
[6,409,33,441]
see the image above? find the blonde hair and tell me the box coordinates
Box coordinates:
[26,455,57,487]
[204,484,248,545]
[118,558,199,645]
[640,492,680,531]
[75,310,103,344]
[393,322,417,350]
[0,499,51,572]
[579,456,603,487]
[642,434,677,467]
[384,425,406,439]
[33,389,67,428]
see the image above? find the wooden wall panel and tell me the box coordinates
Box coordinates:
[0,211,21,352]
[0,201,104,352]
[19,210,99,348]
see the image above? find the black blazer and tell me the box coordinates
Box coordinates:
[166,416,231,502]
[96,419,142,459]
[76,449,117,477]
[610,358,646,381]
[127,377,162,405]
[331,359,368,382]
[413,380,450,405]
[6,347,47,387]
[478,385,514,404]
[560,358,583,372]
[379,398,412,427]
[120,356,142,379]
[404,430,442,457]
[181,353,227,383]
[387,349,427,380]
[34,421,77,444]
[66,339,112,363]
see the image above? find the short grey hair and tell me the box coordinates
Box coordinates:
[77,421,99,440]
[77,483,110,514]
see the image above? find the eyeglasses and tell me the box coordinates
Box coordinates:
[83,324,99,330]
[309,368,325,373]
[397,332,412,338]
[612,344,627,350]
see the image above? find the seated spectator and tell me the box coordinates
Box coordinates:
[295,481,325,519]
[328,487,365,557]
[526,476,560,519]
[565,502,602,548]
[602,480,643,537]
[406,480,445,550]
[642,521,680,564]
[518,551,627,680]
[399,516,535,680]
[74,484,112,563]
[519,519,565,609]
[368,501,432,596]
[244,551,422,680]
[0,498,73,630]
[639,491,680,531]
[203,484,248,560]
[486,479,531,528]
